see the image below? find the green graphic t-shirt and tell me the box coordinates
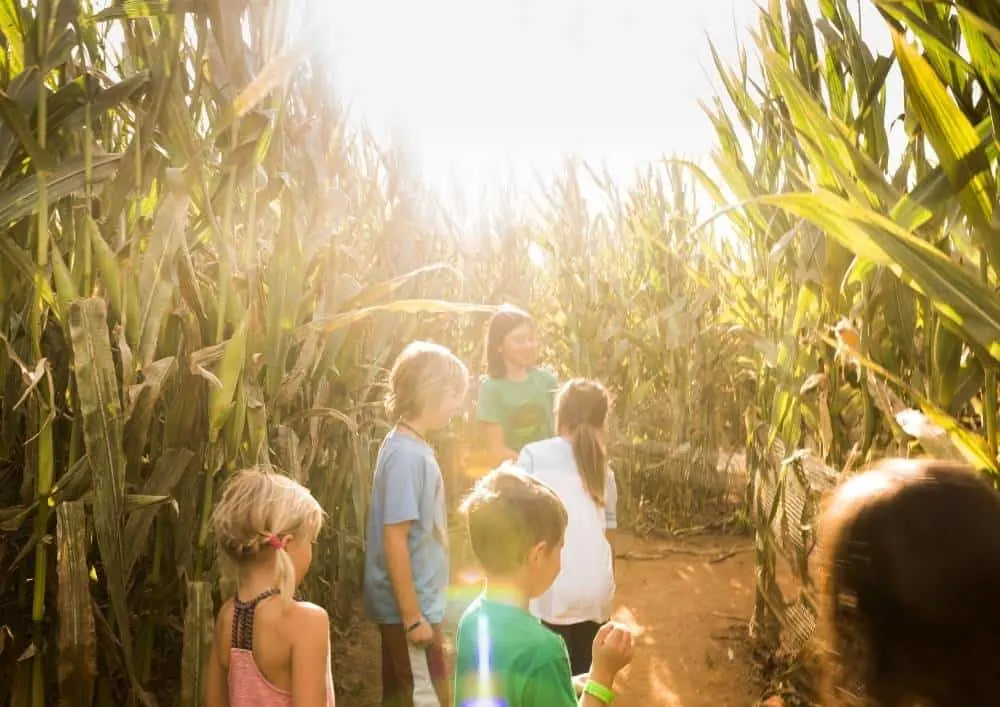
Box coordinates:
[454,596,578,707]
[476,368,558,453]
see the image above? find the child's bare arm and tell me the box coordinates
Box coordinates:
[578,622,633,706]
[576,668,617,707]
[483,423,517,466]
[384,521,432,642]
[204,613,229,707]
[290,604,332,707]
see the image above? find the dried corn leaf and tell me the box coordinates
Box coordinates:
[57,501,95,707]
[180,581,214,707]
[68,298,131,657]
[124,356,178,477]
[124,447,195,577]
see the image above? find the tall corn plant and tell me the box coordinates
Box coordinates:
[698,0,1000,697]
[517,161,742,527]
[0,1,489,704]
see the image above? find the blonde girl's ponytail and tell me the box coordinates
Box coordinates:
[211,467,326,605]
[555,379,611,507]
[269,534,298,603]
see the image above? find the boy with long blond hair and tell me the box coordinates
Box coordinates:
[364,341,469,707]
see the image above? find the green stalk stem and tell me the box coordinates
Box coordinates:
[31,5,53,707]
[138,519,166,681]
[195,444,219,575]
[83,98,93,292]
[217,125,239,343]
[981,252,998,460]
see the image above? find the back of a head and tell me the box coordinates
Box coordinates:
[212,467,325,601]
[460,464,567,575]
[555,379,611,506]
[818,459,1000,706]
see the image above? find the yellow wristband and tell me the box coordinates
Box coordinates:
[583,680,614,704]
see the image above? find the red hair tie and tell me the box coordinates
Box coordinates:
[266,534,284,550]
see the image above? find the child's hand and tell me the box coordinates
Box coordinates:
[589,622,633,685]
[407,618,434,647]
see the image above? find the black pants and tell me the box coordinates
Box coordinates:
[543,620,602,676]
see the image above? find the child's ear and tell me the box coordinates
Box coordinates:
[527,540,549,565]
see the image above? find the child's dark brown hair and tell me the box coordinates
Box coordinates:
[817,459,1000,706]
[556,379,610,506]
[483,305,534,379]
[460,464,567,575]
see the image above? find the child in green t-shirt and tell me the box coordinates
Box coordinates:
[476,306,559,466]
[453,466,633,706]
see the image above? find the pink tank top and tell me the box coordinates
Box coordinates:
[228,590,335,707]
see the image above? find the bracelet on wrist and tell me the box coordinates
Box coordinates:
[583,680,614,704]
[404,618,424,634]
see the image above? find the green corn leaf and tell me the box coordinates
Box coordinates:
[889,118,996,233]
[955,6,1000,104]
[0,153,120,229]
[208,318,248,443]
[875,1,977,81]
[50,244,78,320]
[136,170,188,367]
[0,0,24,76]
[0,88,54,171]
[762,191,1000,362]
[88,217,124,318]
[892,28,1000,268]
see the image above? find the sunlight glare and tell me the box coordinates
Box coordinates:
[611,605,645,637]
[308,0,766,214]
[527,242,547,270]
[650,657,683,706]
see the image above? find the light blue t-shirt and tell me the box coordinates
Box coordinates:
[363,430,450,624]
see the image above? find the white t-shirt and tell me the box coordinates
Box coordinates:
[517,437,618,625]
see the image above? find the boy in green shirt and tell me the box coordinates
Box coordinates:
[453,466,633,706]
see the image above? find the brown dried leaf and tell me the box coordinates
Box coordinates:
[57,501,96,707]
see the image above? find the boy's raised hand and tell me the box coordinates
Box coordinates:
[589,621,634,685]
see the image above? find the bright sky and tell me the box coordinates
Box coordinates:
[312,0,893,215]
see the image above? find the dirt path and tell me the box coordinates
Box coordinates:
[609,533,759,706]
[333,532,762,706]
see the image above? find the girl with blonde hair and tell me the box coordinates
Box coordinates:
[205,467,336,707]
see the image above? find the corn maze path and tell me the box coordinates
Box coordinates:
[607,533,758,706]
[333,532,760,706]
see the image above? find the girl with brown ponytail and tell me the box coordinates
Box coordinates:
[516,378,618,677]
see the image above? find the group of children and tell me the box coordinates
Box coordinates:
[361,306,629,706]
[201,305,1000,707]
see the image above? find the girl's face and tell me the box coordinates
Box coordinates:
[500,323,538,370]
